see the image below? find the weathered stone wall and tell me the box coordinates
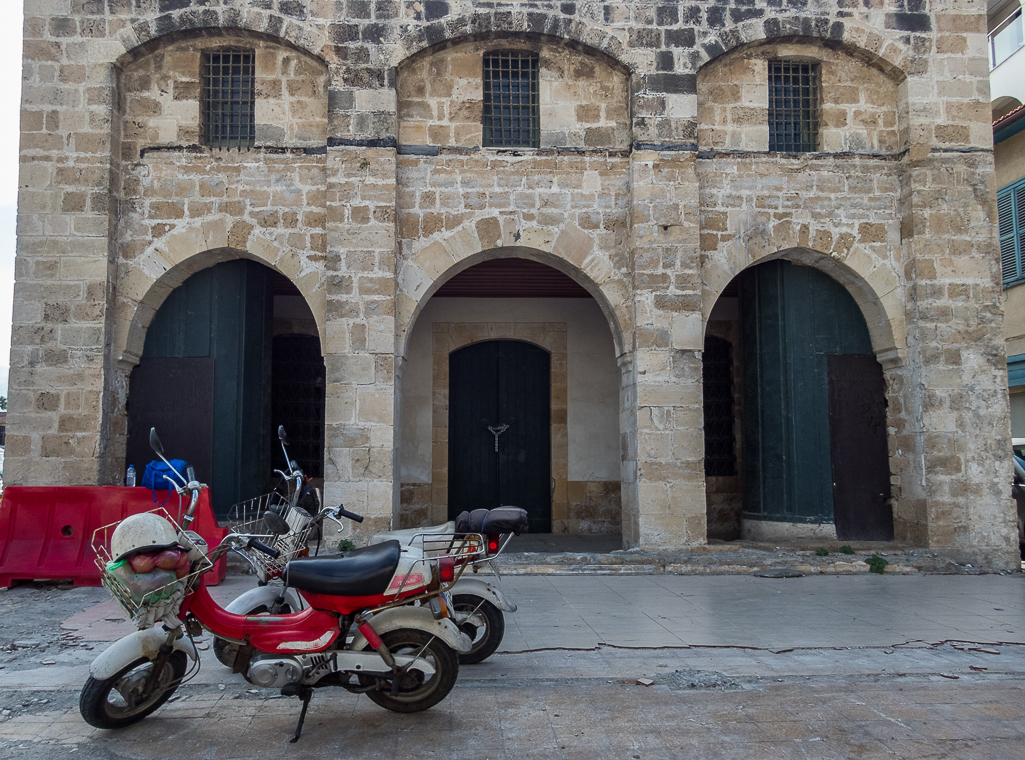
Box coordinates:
[7,0,1018,567]
[397,37,630,149]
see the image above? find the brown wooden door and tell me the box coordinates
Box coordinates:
[827,354,893,541]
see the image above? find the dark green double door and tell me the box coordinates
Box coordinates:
[448,340,552,533]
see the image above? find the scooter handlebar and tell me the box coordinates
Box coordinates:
[334,506,364,524]
[246,538,281,559]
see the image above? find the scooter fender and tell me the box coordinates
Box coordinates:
[90,627,198,681]
[450,577,517,613]
[348,606,473,653]
[223,585,305,616]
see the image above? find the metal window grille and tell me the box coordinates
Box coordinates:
[202,49,255,149]
[768,60,819,153]
[483,51,539,148]
[703,336,737,477]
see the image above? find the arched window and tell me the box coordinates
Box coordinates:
[482,51,539,148]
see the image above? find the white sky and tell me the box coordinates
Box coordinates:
[0,4,22,398]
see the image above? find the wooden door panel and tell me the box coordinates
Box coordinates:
[448,340,551,532]
[828,354,893,541]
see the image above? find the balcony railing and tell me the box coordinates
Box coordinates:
[992,9,1025,69]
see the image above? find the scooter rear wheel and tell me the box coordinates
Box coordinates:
[452,594,505,664]
[79,651,187,729]
[359,629,459,713]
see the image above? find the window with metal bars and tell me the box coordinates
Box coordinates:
[768,60,819,153]
[998,178,1025,287]
[202,49,255,149]
[703,336,737,477]
[482,51,540,148]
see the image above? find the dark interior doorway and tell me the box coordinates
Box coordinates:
[448,340,552,533]
[126,259,324,518]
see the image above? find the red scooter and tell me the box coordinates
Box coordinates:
[80,429,480,741]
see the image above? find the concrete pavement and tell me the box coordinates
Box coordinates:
[0,573,1023,758]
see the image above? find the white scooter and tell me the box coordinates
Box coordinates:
[369,507,527,664]
[218,496,526,665]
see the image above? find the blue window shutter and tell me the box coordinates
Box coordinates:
[1009,354,1025,387]
[1000,186,1018,285]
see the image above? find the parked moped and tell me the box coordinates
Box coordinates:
[80,429,482,741]
[212,428,526,665]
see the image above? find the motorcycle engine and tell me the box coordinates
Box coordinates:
[246,655,304,689]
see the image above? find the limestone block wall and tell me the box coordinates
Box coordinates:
[6,0,1018,567]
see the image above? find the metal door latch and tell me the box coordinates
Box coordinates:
[487,424,509,452]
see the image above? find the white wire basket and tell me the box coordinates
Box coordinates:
[226,492,318,581]
[92,508,213,628]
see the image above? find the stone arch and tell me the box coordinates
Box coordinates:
[696,18,909,83]
[397,230,631,359]
[704,245,903,366]
[395,9,629,71]
[116,220,324,368]
[114,7,329,66]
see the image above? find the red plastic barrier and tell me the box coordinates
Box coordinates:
[0,486,228,588]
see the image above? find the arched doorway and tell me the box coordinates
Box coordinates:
[704,259,892,542]
[397,257,622,538]
[124,259,324,517]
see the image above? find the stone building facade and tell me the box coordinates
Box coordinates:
[7,0,1020,568]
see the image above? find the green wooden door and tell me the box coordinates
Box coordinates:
[740,260,876,526]
[132,259,273,517]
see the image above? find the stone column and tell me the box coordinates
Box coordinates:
[7,10,117,487]
[629,149,706,549]
[897,8,1018,568]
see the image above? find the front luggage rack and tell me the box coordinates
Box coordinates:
[92,508,213,628]
[226,493,318,581]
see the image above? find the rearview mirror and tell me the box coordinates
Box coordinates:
[262,511,289,535]
[149,427,164,456]
[278,425,289,446]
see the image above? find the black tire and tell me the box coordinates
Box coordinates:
[213,603,294,667]
[452,594,505,665]
[360,629,459,713]
[79,650,187,729]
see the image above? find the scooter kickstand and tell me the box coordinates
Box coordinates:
[282,684,314,743]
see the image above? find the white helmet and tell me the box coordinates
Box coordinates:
[110,513,179,562]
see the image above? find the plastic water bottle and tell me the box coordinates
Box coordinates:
[126,464,136,487]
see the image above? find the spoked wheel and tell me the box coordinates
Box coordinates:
[79,651,187,729]
[213,603,295,667]
[452,594,505,665]
[359,629,459,713]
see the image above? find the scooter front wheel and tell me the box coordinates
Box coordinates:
[79,651,187,729]
[359,629,459,713]
[452,594,505,664]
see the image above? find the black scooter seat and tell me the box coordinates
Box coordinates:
[283,540,401,597]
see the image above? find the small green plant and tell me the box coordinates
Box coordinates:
[815,548,829,556]
[866,555,888,574]
[337,539,356,553]
[838,545,855,555]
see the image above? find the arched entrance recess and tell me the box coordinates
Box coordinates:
[124,259,324,517]
[396,256,628,540]
[703,258,894,543]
